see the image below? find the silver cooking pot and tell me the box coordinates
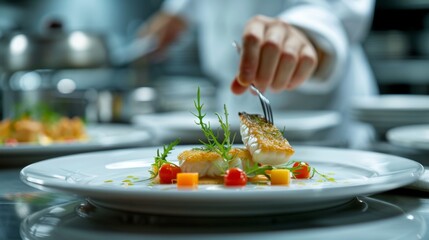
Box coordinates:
[0,30,156,72]
[0,31,109,71]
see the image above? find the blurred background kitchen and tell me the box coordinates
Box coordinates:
[0,0,428,146]
[365,0,429,95]
[0,0,216,124]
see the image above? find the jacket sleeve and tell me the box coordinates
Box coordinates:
[161,0,195,24]
[279,0,375,94]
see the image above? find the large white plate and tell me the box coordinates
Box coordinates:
[20,197,425,240]
[1,124,152,166]
[20,145,424,216]
[352,95,429,113]
[387,124,429,151]
[351,95,429,135]
[132,111,340,143]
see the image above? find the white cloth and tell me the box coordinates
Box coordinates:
[162,0,378,144]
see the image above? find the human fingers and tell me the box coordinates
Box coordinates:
[287,43,318,90]
[237,17,318,93]
[238,16,267,87]
[255,20,287,92]
[138,12,186,51]
[231,77,248,95]
[271,29,302,92]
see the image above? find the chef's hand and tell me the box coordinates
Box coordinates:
[138,12,187,53]
[231,15,318,94]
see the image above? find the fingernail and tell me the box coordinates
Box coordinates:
[238,76,252,86]
[286,82,295,89]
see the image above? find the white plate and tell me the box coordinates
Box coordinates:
[350,110,429,123]
[132,111,340,143]
[1,124,152,166]
[387,125,429,151]
[352,95,429,113]
[351,95,429,135]
[20,197,425,240]
[20,145,424,216]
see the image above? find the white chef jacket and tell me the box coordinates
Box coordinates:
[163,0,378,144]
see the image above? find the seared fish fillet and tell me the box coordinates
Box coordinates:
[228,148,255,170]
[239,112,294,165]
[178,148,254,177]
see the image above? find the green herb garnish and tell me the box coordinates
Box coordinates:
[310,167,335,182]
[244,162,273,179]
[14,103,61,124]
[149,139,180,179]
[276,160,336,182]
[192,87,234,168]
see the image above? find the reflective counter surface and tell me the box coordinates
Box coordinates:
[1,164,429,240]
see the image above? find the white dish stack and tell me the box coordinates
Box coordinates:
[351,95,429,137]
[387,125,429,152]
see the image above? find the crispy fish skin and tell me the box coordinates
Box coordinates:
[239,112,294,165]
[178,148,254,178]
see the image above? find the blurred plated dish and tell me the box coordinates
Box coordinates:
[0,116,87,145]
[0,124,152,167]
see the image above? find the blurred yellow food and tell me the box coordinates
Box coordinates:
[0,116,87,145]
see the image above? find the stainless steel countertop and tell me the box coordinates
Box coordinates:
[0,168,77,240]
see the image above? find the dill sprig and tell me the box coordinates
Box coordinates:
[149,139,180,179]
[244,162,273,179]
[192,87,234,163]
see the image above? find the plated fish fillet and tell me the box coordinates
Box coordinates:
[178,148,254,178]
[239,112,294,166]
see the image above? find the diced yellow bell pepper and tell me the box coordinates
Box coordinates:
[270,169,290,186]
[177,173,199,189]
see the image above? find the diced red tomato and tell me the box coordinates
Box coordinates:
[4,138,18,146]
[224,168,247,187]
[159,163,182,184]
[292,161,311,179]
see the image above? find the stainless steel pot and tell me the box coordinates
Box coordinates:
[0,29,156,72]
[0,31,109,71]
